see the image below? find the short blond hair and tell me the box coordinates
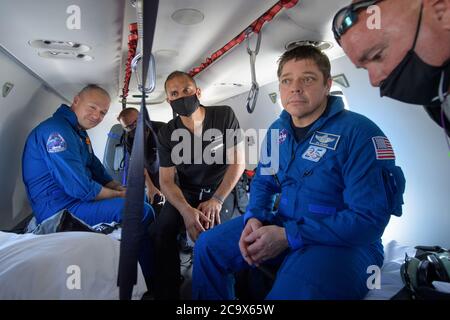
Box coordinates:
[78,84,110,100]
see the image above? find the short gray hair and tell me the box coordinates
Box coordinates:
[77,84,110,100]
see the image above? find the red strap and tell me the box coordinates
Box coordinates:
[122,23,139,108]
[245,169,256,178]
[188,0,299,77]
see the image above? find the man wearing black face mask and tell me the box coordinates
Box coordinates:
[334,0,450,137]
[150,71,245,299]
[117,107,165,206]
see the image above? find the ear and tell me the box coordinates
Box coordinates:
[425,0,450,30]
[325,78,333,94]
[72,95,80,107]
[196,87,202,99]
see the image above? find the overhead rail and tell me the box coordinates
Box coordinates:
[188,0,298,77]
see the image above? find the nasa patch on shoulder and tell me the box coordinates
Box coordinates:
[302,145,327,162]
[46,132,67,153]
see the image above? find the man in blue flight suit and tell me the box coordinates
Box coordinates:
[22,84,154,226]
[192,46,406,299]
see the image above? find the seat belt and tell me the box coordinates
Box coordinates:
[118,0,159,300]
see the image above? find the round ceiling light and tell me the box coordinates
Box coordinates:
[285,40,333,52]
[171,8,204,25]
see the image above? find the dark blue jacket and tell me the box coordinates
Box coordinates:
[22,104,112,223]
[244,96,406,250]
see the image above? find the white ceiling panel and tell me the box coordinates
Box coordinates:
[0,0,352,107]
[0,0,126,101]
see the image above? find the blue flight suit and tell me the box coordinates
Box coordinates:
[22,104,153,226]
[192,96,406,299]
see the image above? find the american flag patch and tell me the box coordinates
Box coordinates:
[372,136,395,160]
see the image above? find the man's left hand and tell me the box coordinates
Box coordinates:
[147,187,164,204]
[245,225,289,266]
[116,185,126,192]
[197,198,222,229]
[105,180,126,192]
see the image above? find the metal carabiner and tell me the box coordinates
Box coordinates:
[131,52,156,93]
[246,27,261,57]
[246,83,260,114]
[245,29,262,113]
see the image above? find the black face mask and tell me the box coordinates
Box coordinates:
[170,94,200,116]
[380,5,450,105]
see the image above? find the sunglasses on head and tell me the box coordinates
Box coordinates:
[332,0,382,44]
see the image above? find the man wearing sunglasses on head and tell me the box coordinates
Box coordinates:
[333,0,450,136]
[117,107,166,206]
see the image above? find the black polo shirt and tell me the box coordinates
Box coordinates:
[158,105,241,190]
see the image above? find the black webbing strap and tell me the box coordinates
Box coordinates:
[118,0,159,300]
[141,0,160,176]
[141,1,158,93]
[140,0,160,178]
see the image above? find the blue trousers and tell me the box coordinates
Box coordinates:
[192,215,384,300]
[68,197,154,226]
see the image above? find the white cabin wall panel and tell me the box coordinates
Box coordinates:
[0,50,62,230]
[216,81,283,170]
[218,81,282,131]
